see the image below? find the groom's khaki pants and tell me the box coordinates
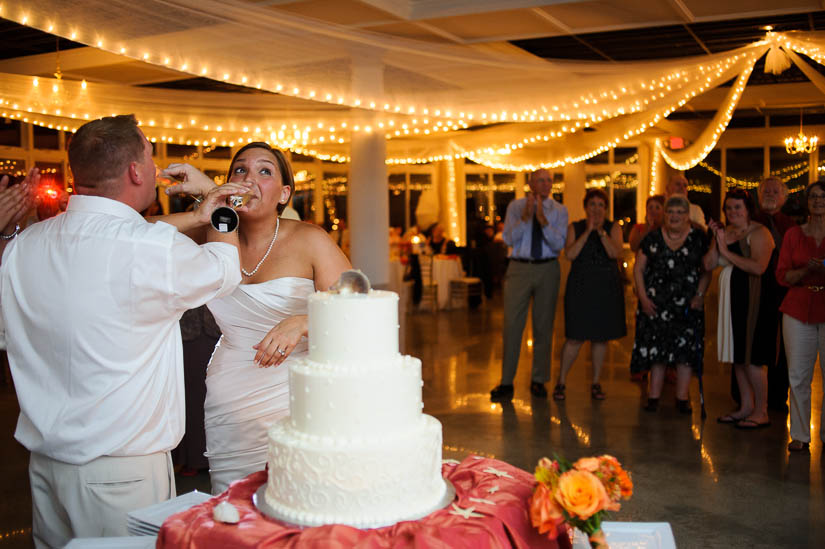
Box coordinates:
[29,451,175,549]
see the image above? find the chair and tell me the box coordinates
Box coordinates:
[449,277,483,310]
[418,254,438,312]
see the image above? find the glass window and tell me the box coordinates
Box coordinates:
[465,173,490,243]
[203,145,232,159]
[613,173,638,241]
[291,170,315,221]
[388,173,406,229]
[0,119,22,147]
[614,147,638,165]
[0,158,26,183]
[33,126,60,150]
[167,144,198,158]
[585,151,609,164]
[552,172,564,203]
[409,173,431,229]
[322,173,347,230]
[685,149,721,222]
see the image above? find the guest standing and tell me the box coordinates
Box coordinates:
[666,173,707,230]
[777,181,825,452]
[553,188,626,401]
[629,194,665,253]
[0,115,245,548]
[490,169,568,401]
[630,196,710,412]
[754,176,797,411]
[704,189,775,429]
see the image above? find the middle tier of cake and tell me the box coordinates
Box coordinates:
[288,355,422,436]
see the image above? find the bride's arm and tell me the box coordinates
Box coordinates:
[254,224,350,368]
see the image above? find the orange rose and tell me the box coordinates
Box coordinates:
[529,483,565,538]
[573,457,600,472]
[554,470,609,520]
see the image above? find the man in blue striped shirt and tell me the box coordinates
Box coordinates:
[491,169,568,400]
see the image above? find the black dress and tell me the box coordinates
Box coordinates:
[564,220,626,341]
[728,239,776,367]
[630,229,707,373]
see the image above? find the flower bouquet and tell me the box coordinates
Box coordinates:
[528,455,632,549]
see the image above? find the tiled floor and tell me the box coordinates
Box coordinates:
[0,285,822,548]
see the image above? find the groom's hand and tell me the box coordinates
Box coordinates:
[162,163,217,198]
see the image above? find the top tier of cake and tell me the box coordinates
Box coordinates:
[308,290,399,362]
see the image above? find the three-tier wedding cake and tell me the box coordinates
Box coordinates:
[263,287,450,528]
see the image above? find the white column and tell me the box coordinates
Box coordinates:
[348,56,389,287]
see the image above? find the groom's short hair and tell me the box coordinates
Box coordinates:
[68,114,146,196]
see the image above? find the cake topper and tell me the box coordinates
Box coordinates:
[329,269,371,294]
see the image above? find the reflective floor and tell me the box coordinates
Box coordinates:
[0,282,823,548]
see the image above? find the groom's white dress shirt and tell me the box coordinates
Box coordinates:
[0,195,241,464]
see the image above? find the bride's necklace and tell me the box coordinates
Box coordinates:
[241,217,280,277]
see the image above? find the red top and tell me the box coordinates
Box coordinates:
[777,225,825,324]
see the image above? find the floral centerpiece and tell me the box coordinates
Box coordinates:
[528,455,633,549]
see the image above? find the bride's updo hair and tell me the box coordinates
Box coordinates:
[228,142,294,214]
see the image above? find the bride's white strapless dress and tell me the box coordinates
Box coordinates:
[204,277,314,494]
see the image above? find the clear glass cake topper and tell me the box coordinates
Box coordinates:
[329,269,371,294]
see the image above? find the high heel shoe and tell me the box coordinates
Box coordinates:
[676,399,692,414]
[643,398,659,412]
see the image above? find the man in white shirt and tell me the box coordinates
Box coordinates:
[666,173,707,230]
[0,115,246,548]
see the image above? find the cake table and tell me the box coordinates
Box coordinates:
[158,456,572,548]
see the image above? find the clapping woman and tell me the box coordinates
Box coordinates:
[163,143,350,492]
[704,189,775,429]
[777,181,825,452]
[553,189,626,401]
[630,196,710,412]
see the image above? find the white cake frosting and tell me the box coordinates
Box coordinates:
[265,289,449,528]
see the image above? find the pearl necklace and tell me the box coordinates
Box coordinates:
[241,217,279,277]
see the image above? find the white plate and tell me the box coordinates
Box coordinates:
[570,522,676,549]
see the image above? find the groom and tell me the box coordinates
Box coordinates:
[0,115,244,548]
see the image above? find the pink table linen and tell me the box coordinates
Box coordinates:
[158,456,571,549]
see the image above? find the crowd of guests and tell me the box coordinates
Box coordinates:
[490,170,825,455]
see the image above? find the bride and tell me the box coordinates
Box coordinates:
[161,143,350,493]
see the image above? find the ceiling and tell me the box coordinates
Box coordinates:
[2,0,825,136]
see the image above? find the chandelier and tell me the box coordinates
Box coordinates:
[784,110,818,154]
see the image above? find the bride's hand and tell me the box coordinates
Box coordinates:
[253,315,308,367]
[195,181,252,224]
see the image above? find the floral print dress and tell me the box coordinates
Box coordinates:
[630,228,708,374]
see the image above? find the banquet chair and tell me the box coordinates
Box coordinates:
[449,277,483,309]
[418,254,438,312]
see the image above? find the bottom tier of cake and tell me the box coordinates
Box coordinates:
[264,414,448,528]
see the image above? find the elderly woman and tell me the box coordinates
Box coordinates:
[629,194,665,253]
[553,188,625,401]
[630,195,710,412]
[704,189,775,429]
[777,181,825,452]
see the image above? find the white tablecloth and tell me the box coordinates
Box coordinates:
[432,256,463,309]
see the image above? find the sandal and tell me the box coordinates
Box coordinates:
[643,398,659,412]
[552,384,566,401]
[591,383,606,400]
[788,440,809,452]
[676,399,692,414]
